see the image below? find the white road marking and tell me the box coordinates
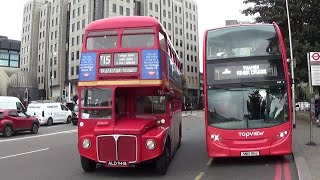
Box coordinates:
[0,129,77,143]
[0,148,50,160]
[206,158,213,166]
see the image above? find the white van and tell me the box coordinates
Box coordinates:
[0,96,25,112]
[26,102,72,126]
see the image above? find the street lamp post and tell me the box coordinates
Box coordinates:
[285,0,296,128]
[50,52,57,99]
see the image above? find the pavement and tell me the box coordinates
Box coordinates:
[0,112,300,180]
[293,112,320,180]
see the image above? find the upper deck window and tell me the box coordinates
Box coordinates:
[86,30,118,50]
[122,29,155,48]
[206,25,281,60]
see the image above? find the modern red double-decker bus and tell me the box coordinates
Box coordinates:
[203,23,292,158]
[77,16,183,175]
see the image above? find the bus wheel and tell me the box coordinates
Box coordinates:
[155,141,171,175]
[177,124,182,149]
[81,156,96,172]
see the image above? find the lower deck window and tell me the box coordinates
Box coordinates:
[136,96,166,114]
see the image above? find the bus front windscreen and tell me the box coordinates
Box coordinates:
[206,25,281,60]
[207,85,289,129]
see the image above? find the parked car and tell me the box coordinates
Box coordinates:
[0,109,39,137]
[71,104,78,126]
[26,102,72,126]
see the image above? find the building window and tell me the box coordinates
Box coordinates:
[76,65,79,75]
[187,65,189,72]
[77,21,80,30]
[155,4,158,12]
[83,5,86,14]
[195,56,197,62]
[72,38,74,46]
[76,51,80,59]
[71,67,74,75]
[78,7,80,16]
[126,8,130,16]
[56,17,58,25]
[76,36,79,45]
[195,67,198,73]
[112,4,116,13]
[73,10,75,18]
[120,6,123,15]
[72,23,75,32]
[71,52,74,60]
[187,54,189,61]
[55,30,57,38]
[163,10,166,17]
[82,19,85,28]
[149,2,153,10]
[54,57,57,65]
[54,70,57,78]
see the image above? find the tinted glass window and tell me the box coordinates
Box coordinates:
[206,25,280,60]
[136,96,166,114]
[86,36,118,50]
[80,88,112,119]
[122,34,155,48]
[207,84,288,129]
[0,112,3,119]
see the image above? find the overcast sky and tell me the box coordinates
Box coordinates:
[0,0,255,71]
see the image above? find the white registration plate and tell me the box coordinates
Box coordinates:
[240,151,259,156]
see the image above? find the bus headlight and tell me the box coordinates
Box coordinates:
[82,138,91,149]
[145,139,156,150]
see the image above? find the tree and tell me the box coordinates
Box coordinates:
[242,0,320,83]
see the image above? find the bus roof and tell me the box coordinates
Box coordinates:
[205,23,275,33]
[86,16,163,31]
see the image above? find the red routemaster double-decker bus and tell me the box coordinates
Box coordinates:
[77,16,183,175]
[203,23,292,158]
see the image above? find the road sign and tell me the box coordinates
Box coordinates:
[310,52,320,61]
[311,65,320,86]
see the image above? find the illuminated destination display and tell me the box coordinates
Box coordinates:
[114,52,138,65]
[99,67,138,74]
[214,62,277,80]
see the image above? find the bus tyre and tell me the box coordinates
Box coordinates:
[66,116,71,124]
[3,125,13,137]
[81,156,96,172]
[155,141,171,175]
[47,118,53,126]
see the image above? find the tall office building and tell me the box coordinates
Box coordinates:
[226,19,251,26]
[21,0,199,103]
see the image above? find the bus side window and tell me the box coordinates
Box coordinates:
[159,31,167,52]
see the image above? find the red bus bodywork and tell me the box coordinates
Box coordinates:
[203,23,293,158]
[77,16,183,174]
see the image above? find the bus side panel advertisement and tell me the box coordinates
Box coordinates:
[79,52,97,81]
[141,50,162,80]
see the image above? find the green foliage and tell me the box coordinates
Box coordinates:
[242,0,320,83]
